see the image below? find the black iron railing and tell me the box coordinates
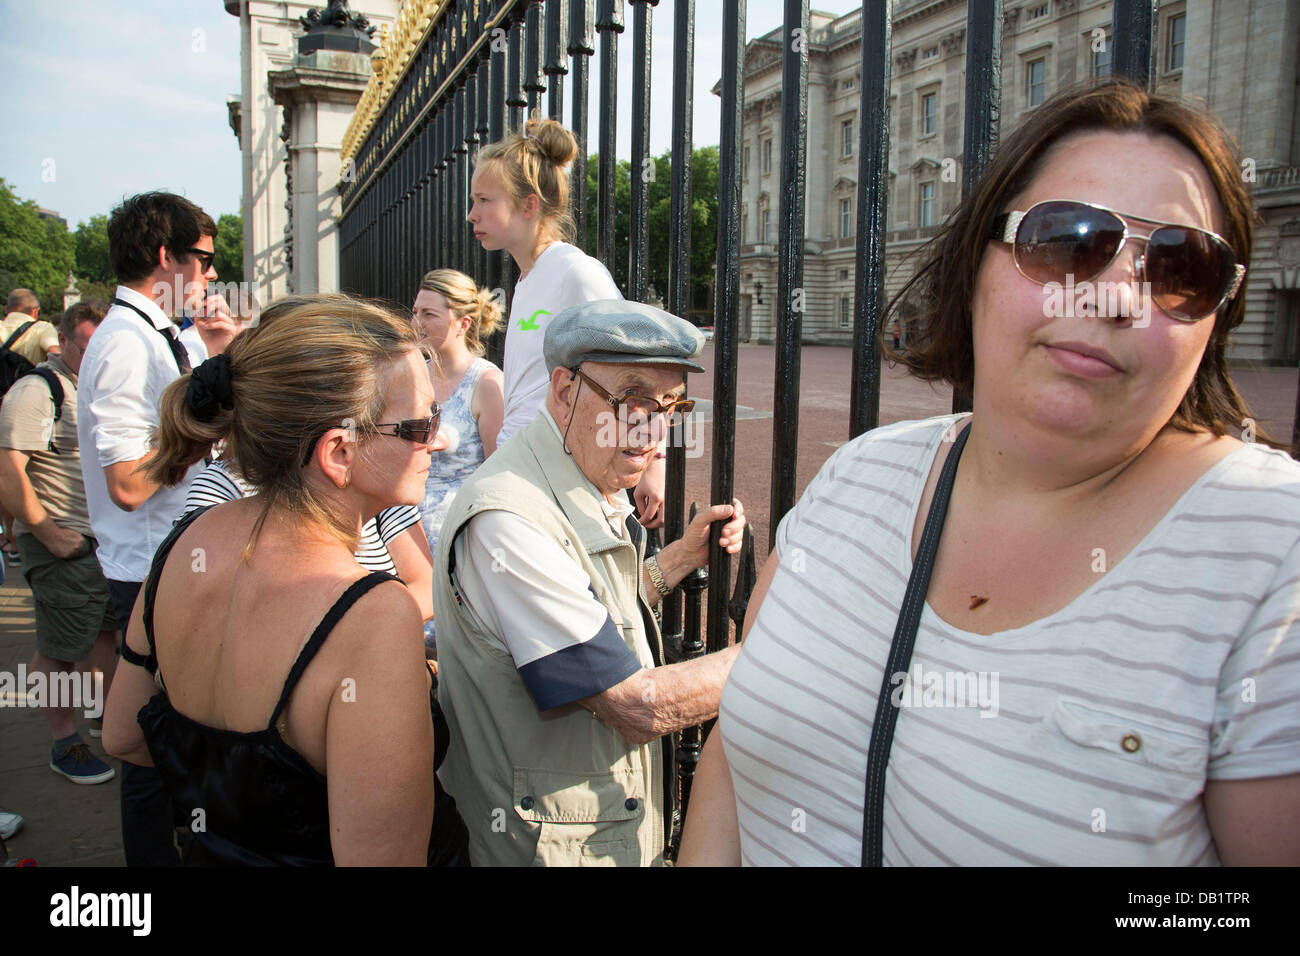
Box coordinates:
[337,0,1158,853]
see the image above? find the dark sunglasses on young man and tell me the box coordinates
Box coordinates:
[991,199,1246,321]
[182,247,216,272]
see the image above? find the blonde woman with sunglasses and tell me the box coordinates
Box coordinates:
[104,294,469,866]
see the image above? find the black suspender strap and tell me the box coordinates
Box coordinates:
[130,506,215,677]
[112,297,191,374]
[861,419,972,867]
[267,572,399,730]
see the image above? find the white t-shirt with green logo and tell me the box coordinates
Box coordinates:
[498,241,620,446]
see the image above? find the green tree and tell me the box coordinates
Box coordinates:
[646,145,719,318]
[0,178,74,310]
[67,279,116,304]
[213,213,243,283]
[583,147,719,321]
[584,155,632,292]
[73,214,112,283]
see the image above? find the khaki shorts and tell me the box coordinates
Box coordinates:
[16,532,117,662]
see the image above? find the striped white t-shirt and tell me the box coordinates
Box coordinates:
[182,460,420,575]
[721,414,1300,866]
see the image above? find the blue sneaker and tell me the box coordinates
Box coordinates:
[50,741,115,785]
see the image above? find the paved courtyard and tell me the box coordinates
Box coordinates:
[0,343,1294,866]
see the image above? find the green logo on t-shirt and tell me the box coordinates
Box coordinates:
[519,309,550,331]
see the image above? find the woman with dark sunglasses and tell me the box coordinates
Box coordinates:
[681,80,1300,867]
[103,294,469,866]
[179,295,443,631]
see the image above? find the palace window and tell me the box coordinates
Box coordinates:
[1092,35,1111,77]
[1166,14,1185,71]
[919,181,935,228]
[1026,58,1046,107]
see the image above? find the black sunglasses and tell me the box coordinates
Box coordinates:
[182,247,216,271]
[374,410,441,445]
[301,407,441,466]
[991,199,1246,322]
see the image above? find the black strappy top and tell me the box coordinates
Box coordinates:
[131,506,468,867]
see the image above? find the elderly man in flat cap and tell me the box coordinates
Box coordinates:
[433,299,745,867]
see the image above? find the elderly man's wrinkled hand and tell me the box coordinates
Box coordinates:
[680,498,746,570]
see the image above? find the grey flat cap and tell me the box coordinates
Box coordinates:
[544,299,706,373]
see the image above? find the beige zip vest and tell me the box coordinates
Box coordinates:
[433,413,667,866]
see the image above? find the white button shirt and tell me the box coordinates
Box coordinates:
[76,285,202,581]
[178,324,208,368]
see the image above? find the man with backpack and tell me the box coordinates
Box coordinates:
[0,300,116,786]
[1,289,60,369]
[1,289,63,558]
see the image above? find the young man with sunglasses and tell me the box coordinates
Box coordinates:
[433,299,747,867]
[76,191,222,866]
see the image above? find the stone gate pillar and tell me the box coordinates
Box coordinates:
[268,4,375,294]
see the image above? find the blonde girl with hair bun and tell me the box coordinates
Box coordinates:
[413,269,505,654]
[468,111,668,528]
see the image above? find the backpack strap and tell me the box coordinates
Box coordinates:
[20,367,64,451]
[1,321,36,353]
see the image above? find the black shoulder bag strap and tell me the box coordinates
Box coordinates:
[1,321,36,353]
[112,297,191,374]
[861,418,972,867]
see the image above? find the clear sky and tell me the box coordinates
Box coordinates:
[1,0,866,229]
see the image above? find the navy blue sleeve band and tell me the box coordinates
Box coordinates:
[518,615,642,712]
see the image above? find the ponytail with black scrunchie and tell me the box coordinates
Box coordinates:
[186,354,235,422]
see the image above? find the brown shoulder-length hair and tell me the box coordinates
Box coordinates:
[884,78,1257,437]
